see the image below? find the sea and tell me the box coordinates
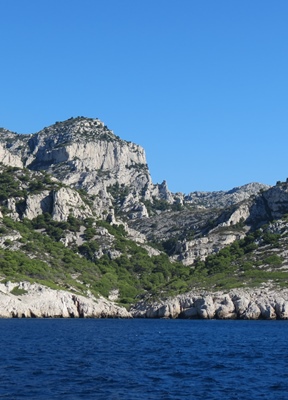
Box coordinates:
[0,319,287,400]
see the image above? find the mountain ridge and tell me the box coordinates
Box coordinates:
[0,117,269,197]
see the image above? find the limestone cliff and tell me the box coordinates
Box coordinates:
[0,281,131,318]
[25,118,151,196]
[131,286,288,320]
[0,117,177,218]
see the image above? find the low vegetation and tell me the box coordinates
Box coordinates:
[0,159,287,308]
[1,206,288,308]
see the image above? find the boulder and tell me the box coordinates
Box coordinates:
[23,191,52,220]
[214,294,237,319]
[275,298,288,319]
[157,300,181,318]
[194,295,215,319]
[241,302,261,320]
[256,298,276,319]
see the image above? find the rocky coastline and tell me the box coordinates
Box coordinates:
[132,287,288,320]
[0,281,131,318]
[1,281,288,320]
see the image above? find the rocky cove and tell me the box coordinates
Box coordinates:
[1,281,288,320]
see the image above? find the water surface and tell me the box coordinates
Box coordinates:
[0,319,287,399]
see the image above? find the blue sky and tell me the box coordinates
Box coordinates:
[1,1,288,193]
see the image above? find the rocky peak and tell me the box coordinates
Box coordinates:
[0,118,176,217]
[28,117,121,149]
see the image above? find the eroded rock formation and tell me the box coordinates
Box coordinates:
[0,281,131,318]
[131,287,288,320]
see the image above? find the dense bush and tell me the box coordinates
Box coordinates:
[0,171,25,200]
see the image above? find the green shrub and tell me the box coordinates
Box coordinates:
[264,255,283,266]
[11,286,28,296]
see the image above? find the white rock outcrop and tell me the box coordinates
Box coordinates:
[131,288,288,320]
[263,185,288,219]
[0,142,23,168]
[6,198,21,221]
[52,187,93,221]
[0,281,131,318]
[175,230,245,265]
[23,191,52,220]
[219,202,251,227]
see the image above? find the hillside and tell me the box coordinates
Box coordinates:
[0,117,288,318]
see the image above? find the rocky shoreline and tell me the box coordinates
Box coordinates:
[132,287,288,320]
[1,281,288,320]
[0,282,131,318]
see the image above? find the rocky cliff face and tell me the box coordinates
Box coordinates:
[0,281,131,318]
[0,117,172,218]
[2,280,287,320]
[26,118,150,195]
[131,286,288,320]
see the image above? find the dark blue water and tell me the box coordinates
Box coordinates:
[0,319,287,399]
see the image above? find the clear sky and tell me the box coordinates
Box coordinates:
[1,1,288,193]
